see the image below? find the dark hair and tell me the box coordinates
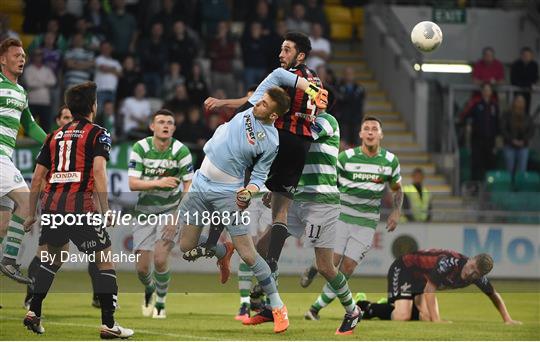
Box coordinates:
[247,85,258,93]
[284,32,311,58]
[475,253,494,276]
[482,46,494,55]
[64,81,97,118]
[266,87,291,117]
[56,104,69,119]
[152,109,175,122]
[362,115,383,129]
[412,167,424,175]
[0,38,22,56]
[521,46,532,54]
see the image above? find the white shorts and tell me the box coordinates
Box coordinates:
[132,215,178,252]
[334,220,375,263]
[0,196,15,211]
[287,201,340,249]
[246,197,272,238]
[0,156,28,197]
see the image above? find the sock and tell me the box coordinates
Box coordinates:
[250,254,283,309]
[2,214,25,262]
[328,272,356,313]
[214,243,227,259]
[153,269,170,309]
[30,262,61,317]
[365,303,394,320]
[311,283,337,313]
[137,271,156,294]
[26,256,41,299]
[95,269,118,328]
[88,262,100,298]
[238,262,252,305]
[206,223,224,247]
[265,222,290,272]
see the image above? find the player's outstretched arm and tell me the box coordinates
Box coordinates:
[23,164,49,231]
[487,291,522,325]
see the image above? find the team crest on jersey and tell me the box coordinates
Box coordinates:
[256,131,266,140]
[13,174,23,183]
[244,113,256,145]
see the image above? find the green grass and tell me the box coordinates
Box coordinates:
[1,272,539,340]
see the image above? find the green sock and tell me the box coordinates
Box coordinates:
[238,262,252,304]
[311,283,337,312]
[328,272,355,313]
[3,215,25,260]
[137,271,155,294]
[153,269,171,308]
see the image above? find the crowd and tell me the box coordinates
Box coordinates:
[1,0,366,150]
[460,46,538,182]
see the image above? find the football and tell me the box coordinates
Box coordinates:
[411,21,443,53]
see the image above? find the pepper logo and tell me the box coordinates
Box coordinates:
[244,113,256,145]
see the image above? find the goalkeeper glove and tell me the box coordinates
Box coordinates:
[236,188,252,210]
[305,83,328,110]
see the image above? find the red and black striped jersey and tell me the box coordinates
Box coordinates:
[36,118,111,213]
[275,64,322,138]
[401,249,494,294]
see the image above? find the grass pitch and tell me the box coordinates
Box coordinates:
[1,271,539,340]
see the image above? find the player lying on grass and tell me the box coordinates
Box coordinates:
[176,87,291,334]
[128,109,193,319]
[357,249,521,325]
[22,82,133,339]
[0,38,47,284]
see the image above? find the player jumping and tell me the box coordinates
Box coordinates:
[177,87,291,333]
[357,249,521,325]
[0,38,47,284]
[128,109,193,319]
[22,82,133,339]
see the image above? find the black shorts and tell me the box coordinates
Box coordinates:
[39,211,111,254]
[387,258,426,303]
[265,129,311,196]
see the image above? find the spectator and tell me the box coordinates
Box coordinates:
[41,32,64,76]
[164,84,190,115]
[23,49,57,133]
[500,95,535,178]
[73,17,101,53]
[472,47,505,85]
[176,106,209,148]
[0,15,20,41]
[207,113,222,137]
[94,41,122,112]
[335,66,365,146]
[168,20,198,74]
[285,3,311,36]
[207,21,237,97]
[186,63,209,107]
[460,83,499,182]
[306,23,331,71]
[138,22,168,97]
[23,0,51,34]
[97,100,118,140]
[304,0,329,36]
[200,0,231,37]
[84,0,108,40]
[266,20,288,72]
[28,19,68,54]
[402,168,432,222]
[150,0,179,39]
[245,0,274,37]
[50,0,77,39]
[63,33,95,90]
[107,0,137,59]
[316,65,338,110]
[510,47,539,111]
[116,55,142,103]
[120,82,152,138]
[241,22,267,88]
[163,62,186,101]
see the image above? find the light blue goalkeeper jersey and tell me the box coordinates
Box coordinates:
[248,68,299,104]
[203,107,279,190]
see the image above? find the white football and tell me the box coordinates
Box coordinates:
[411,21,443,53]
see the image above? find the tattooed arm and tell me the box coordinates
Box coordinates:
[387,182,403,232]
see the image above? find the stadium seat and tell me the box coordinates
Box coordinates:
[351,7,364,24]
[20,34,35,49]
[330,23,353,40]
[325,0,341,5]
[485,170,512,192]
[514,171,540,192]
[3,1,23,15]
[9,14,24,33]
[325,6,353,24]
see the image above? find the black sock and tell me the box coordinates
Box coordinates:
[87,262,100,299]
[26,256,41,300]
[205,223,224,248]
[365,303,394,320]
[95,269,118,328]
[265,222,290,273]
[29,262,61,317]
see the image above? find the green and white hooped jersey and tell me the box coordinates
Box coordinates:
[0,72,32,159]
[295,112,340,204]
[338,147,401,229]
[128,137,194,215]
